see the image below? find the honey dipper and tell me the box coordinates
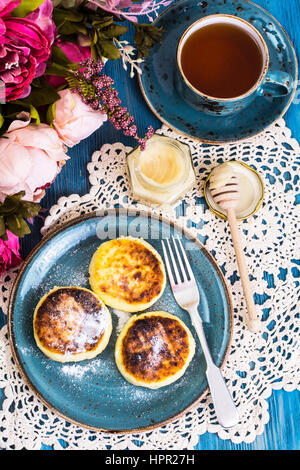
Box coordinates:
[209,163,262,333]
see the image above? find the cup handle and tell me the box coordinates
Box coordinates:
[257,71,292,98]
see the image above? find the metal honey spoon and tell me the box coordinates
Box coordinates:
[209,164,262,333]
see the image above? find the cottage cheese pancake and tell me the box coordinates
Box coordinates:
[115,311,195,389]
[33,286,112,362]
[89,237,166,313]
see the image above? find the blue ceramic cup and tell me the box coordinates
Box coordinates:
[176,14,292,116]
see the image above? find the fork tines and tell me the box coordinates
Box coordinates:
[161,236,194,287]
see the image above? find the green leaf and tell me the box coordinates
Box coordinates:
[45,63,69,77]
[0,193,41,238]
[98,41,120,60]
[13,95,41,123]
[51,46,73,67]
[102,25,128,39]
[31,78,61,105]
[0,113,3,129]
[29,105,40,124]
[46,102,56,126]
[9,191,26,202]
[5,214,31,238]
[52,7,84,27]
[0,197,18,215]
[91,17,114,30]
[134,24,164,58]
[90,45,98,61]
[91,30,98,46]
[0,216,5,238]
[17,201,41,219]
[65,73,95,101]
[59,20,87,36]
[45,62,73,77]
[12,78,60,110]
[12,0,45,17]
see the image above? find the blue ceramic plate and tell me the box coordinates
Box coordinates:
[139,0,298,143]
[8,210,233,432]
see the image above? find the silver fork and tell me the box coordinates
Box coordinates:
[161,236,239,428]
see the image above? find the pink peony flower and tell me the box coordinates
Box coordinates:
[0,2,53,101]
[58,40,92,63]
[0,0,21,20]
[53,88,107,147]
[47,39,91,89]
[0,122,68,202]
[26,0,57,45]
[0,230,22,276]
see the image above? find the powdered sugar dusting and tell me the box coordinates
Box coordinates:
[61,361,99,379]
[113,309,131,333]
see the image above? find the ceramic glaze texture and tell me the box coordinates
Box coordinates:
[8,213,232,432]
[139,0,298,142]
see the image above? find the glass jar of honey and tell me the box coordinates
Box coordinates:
[127,134,195,205]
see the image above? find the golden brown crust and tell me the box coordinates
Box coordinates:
[34,287,109,357]
[120,314,191,383]
[89,238,166,312]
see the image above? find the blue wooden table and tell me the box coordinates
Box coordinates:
[3,0,299,450]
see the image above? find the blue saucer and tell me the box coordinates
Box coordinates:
[139,0,298,143]
[8,211,233,432]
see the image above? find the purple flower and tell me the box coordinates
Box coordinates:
[71,59,155,149]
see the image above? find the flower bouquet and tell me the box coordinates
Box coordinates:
[0,0,170,274]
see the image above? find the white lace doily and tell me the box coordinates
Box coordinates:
[0,119,299,449]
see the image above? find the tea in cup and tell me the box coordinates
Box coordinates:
[176,15,292,115]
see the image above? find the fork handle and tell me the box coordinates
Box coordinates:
[188,305,239,428]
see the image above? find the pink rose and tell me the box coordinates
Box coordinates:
[0,3,53,101]
[53,88,107,147]
[0,230,22,276]
[0,122,68,202]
